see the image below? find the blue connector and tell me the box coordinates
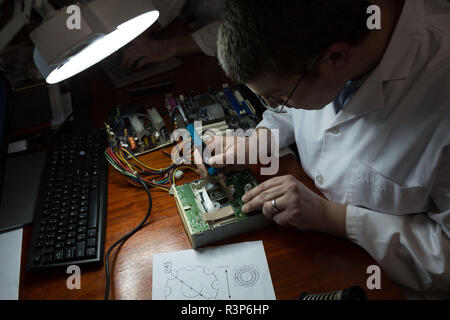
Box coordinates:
[223,87,244,117]
[186,123,218,176]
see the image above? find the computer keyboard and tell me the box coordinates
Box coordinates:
[101,55,183,88]
[27,130,108,271]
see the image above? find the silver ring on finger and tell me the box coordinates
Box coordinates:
[272,198,280,215]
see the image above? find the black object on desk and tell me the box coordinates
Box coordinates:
[26,130,108,271]
[101,54,182,89]
[128,81,175,100]
[0,152,47,233]
[298,286,367,300]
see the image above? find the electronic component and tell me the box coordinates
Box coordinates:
[147,107,165,131]
[165,84,262,133]
[172,170,273,248]
[129,115,146,139]
[105,105,172,158]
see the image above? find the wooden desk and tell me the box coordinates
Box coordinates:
[19,48,404,300]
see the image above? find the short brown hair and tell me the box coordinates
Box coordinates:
[218,0,372,84]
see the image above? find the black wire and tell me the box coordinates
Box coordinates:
[104,174,153,300]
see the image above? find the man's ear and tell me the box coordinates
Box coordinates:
[322,42,352,72]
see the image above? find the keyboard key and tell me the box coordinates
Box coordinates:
[77,233,86,241]
[65,247,76,260]
[87,229,96,238]
[67,231,76,238]
[43,247,54,254]
[88,189,99,228]
[54,250,64,261]
[87,238,96,248]
[33,253,42,265]
[86,247,96,257]
[76,241,85,258]
[43,254,54,264]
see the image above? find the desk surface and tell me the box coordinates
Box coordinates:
[19,49,404,300]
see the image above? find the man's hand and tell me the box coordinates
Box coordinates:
[195,135,251,179]
[241,175,347,238]
[122,35,203,70]
[122,38,177,70]
[195,128,273,179]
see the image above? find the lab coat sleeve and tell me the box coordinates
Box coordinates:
[256,110,296,150]
[346,147,450,298]
[191,21,222,57]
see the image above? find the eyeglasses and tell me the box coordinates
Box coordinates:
[253,58,318,113]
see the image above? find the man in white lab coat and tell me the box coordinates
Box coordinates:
[203,0,450,299]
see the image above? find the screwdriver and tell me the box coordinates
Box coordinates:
[186,123,234,201]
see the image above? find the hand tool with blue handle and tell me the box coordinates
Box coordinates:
[186,123,234,201]
[186,123,218,176]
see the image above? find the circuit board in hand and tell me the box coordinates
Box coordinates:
[172,170,273,248]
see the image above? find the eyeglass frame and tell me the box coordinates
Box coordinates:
[252,57,319,113]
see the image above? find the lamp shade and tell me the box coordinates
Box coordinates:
[30,0,159,84]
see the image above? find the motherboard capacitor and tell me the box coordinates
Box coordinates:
[128,137,137,150]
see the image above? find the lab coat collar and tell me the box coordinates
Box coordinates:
[377,0,424,82]
[331,0,424,128]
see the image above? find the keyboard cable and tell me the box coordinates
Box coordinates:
[104,174,152,300]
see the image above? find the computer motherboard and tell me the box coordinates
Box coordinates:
[165,84,262,135]
[172,170,273,248]
[105,85,263,159]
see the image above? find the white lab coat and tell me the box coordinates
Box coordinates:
[257,0,450,299]
[152,0,223,56]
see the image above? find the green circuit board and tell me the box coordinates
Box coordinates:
[174,170,259,235]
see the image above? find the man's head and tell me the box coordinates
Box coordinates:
[218,0,373,110]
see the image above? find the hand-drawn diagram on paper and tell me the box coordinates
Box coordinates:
[152,241,276,300]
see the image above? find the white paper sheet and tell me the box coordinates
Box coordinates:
[0,228,23,300]
[152,241,276,300]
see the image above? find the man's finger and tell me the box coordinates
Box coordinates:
[122,48,144,69]
[272,211,291,226]
[242,185,286,214]
[208,153,228,168]
[193,148,214,179]
[136,57,151,69]
[262,195,285,219]
[197,161,208,178]
[242,176,287,203]
[122,50,136,69]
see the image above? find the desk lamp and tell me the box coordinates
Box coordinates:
[29,0,159,84]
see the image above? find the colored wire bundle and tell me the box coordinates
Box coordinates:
[104,145,199,192]
[103,144,199,299]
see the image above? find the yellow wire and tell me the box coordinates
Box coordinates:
[112,143,200,191]
[120,148,173,171]
[115,149,134,171]
[147,183,170,192]
[171,165,200,186]
[109,147,173,192]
